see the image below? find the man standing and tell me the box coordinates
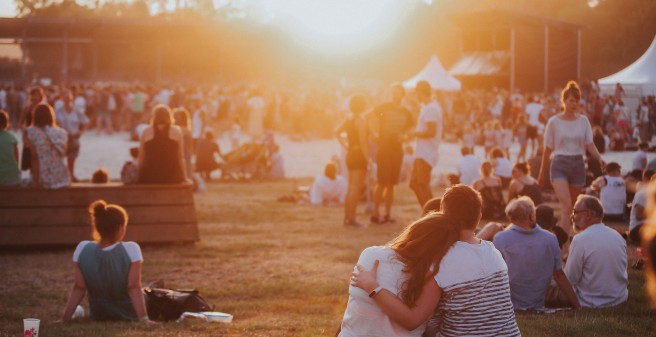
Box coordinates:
[369,84,414,224]
[493,197,581,310]
[558,195,628,308]
[56,90,89,182]
[410,81,442,208]
[525,96,544,158]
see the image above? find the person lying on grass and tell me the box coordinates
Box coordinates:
[62,199,155,324]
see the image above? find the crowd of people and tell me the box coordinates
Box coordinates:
[4,76,656,335]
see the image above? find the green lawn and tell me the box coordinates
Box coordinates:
[0,180,654,336]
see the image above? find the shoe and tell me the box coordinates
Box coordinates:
[370,215,384,225]
[344,219,367,228]
[383,215,396,224]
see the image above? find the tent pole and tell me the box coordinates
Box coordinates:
[510,28,516,93]
[544,25,549,93]
[577,29,582,81]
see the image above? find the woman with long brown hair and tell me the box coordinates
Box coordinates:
[337,213,458,336]
[137,105,187,184]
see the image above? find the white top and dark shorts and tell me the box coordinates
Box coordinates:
[543,115,593,188]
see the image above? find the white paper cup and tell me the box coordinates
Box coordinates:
[23,318,40,337]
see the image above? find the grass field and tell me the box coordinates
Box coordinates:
[1,180,655,336]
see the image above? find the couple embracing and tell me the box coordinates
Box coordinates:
[338,184,520,337]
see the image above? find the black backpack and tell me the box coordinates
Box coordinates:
[144,288,214,321]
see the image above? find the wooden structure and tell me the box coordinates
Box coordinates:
[0,183,199,246]
[449,9,585,92]
[0,17,221,82]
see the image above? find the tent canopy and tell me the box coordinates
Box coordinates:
[403,55,461,91]
[599,35,656,96]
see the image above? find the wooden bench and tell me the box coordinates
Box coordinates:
[0,183,199,246]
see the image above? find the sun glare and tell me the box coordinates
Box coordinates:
[262,0,411,56]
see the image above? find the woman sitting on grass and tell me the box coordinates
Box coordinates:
[507,162,543,205]
[338,213,458,336]
[62,200,153,323]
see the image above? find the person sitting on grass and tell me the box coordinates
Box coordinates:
[62,200,154,323]
[507,162,543,205]
[590,162,626,222]
[338,212,458,336]
[547,195,628,308]
[195,130,224,181]
[352,185,520,336]
[632,142,650,172]
[628,170,656,270]
[493,197,581,311]
[309,161,347,206]
[473,161,506,220]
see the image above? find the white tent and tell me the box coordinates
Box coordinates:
[403,55,461,91]
[599,35,656,96]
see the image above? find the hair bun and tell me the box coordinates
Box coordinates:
[567,81,579,90]
[90,199,108,215]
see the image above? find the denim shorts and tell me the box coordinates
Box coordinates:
[550,155,586,187]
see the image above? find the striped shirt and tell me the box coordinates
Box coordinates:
[426,241,521,337]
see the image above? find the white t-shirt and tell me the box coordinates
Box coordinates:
[494,157,512,178]
[543,115,593,156]
[599,175,626,215]
[630,187,647,231]
[632,150,648,171]
[339,246,426,337]
[414,101,442,167]
[565,224,628,308]
[309,175,347,205]
[458,154,482,186]
[525,102,544,130]
[72,241,143,263]
[73,96,87,115]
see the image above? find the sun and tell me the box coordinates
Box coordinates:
[262,0,411,56]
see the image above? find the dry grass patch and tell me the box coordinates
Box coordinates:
[0,179,654,336]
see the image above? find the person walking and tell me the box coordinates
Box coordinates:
[538,81,604,237]
[410,81,442,208]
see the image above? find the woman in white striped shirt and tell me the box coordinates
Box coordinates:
[352,185,520,337]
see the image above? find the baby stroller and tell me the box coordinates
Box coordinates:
[220,142,270,180]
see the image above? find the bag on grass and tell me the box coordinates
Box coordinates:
[144,287,214,321]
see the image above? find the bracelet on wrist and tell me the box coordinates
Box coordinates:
[369,286,383,299]
[139,315,150,322]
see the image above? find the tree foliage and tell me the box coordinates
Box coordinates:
[10,0,656,82]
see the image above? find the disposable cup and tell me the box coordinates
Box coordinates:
[23,318,40,337]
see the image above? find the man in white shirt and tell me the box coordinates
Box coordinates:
[410,81,442,208]
[309,162,347,206]
[564,195,628,308]
[631,142,649,171]
[590,162,626,221]
[525,97,544,157]
[457,146,481,186]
